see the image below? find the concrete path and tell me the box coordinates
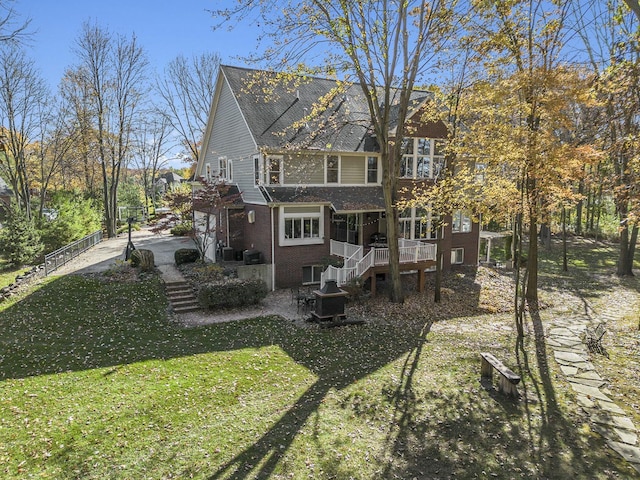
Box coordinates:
[546,296,640,475]
[53,227,194,279]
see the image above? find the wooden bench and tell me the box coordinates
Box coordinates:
[585,323,606,354]
[480,352,521,397]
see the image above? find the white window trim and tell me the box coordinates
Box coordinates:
[451,247,464,264]
[219,156,233,182]
[267,155,283,185]
[401,138,446,180]
[253,154,263,186]
[302,265,324,285]
[452,210,472,233]
[325,154,340,184]
[399,206,437,240]
[279,206,324,246]
[366,156,379,184]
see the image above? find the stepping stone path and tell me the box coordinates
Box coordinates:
[547,296,640,475]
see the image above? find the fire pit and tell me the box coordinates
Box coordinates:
[310,279,348,322]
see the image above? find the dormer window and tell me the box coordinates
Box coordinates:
[267,155,283,184]
[326,155,339,183]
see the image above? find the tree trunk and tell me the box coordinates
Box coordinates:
[617,222,638,277]
[575,178,584,235]
[434,226,444,303]
[562,207,568,272]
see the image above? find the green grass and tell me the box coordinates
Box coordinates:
[0,258,28,289]
[1,244,639,478]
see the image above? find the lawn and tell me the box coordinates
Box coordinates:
[1,240,639,479]
[0,258,28,289]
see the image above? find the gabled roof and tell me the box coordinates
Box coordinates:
[221,65,375,152]
[260,185,385,213]
[220,65,434,153]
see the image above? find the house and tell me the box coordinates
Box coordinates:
[0,175,12,207]
[195,65,480,291]
[155,171,184,194]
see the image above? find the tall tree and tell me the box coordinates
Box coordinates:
[156,52,219,166]
[213,0,457,303]
[131,112,173,212]
[572,0,640,276]
[462,0,594,322]
[0,45,48,220]
[69,22,149,237]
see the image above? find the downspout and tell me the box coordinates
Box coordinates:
[225,207,230,247]
[270,205,276,291]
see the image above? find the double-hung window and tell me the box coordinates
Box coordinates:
[367,156,378,183]
[326,155,339,183]
[219,156,232,182]
[280,206,324,246]
[267,155,283,185]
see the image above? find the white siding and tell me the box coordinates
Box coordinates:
[284,154,324,184]
[341,155,366,184]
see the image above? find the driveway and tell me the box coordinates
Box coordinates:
[53,228,195,275]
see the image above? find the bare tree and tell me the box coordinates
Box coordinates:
[156,52,219,166]
[32,95,77,219]
[0,45,48,220]
[571,0,640,276]
[132,111,173,212]
[213,1,457,303]
[70,22,149,237]
[0,1,30,44]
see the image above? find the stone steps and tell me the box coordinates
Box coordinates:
[165,281,200,313]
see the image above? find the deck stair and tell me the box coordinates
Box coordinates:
[165,280,200,313]
[321,239,437,289]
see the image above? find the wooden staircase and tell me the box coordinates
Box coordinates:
[165,280,200,314]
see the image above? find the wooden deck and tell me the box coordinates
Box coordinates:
[360,260,437,296]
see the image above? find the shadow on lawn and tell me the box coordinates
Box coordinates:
[1,270,630,478]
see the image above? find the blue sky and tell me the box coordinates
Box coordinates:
[20,0,256,92]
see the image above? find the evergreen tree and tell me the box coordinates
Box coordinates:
[0,204,44,266]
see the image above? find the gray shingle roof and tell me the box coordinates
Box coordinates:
[223,65,420,153]
[260,186,385,212]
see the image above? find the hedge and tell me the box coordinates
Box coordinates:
[198,278,268,310]
[175,248,200,265]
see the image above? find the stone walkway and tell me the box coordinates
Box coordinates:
[547,296,640,475]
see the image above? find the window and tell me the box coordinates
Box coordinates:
[254,155,263,185]
[302,265,324,284]
[401,139,414,178]
[280,206,324,246]
[400,137,446,179]
[326,155,339,183]
[452,210,472,233]
[219,156,232,181]
[367,156,378,183]
[399,207,436,240]
[205,163,212,181]
[451,248,464,264]
[267,156,283,184]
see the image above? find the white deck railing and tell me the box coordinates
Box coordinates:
[321,240,436,287]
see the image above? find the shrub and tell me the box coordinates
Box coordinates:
[174,248,200,265]
[198,278,268,310]
[130,249,155,271]
[170,222,192,236]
